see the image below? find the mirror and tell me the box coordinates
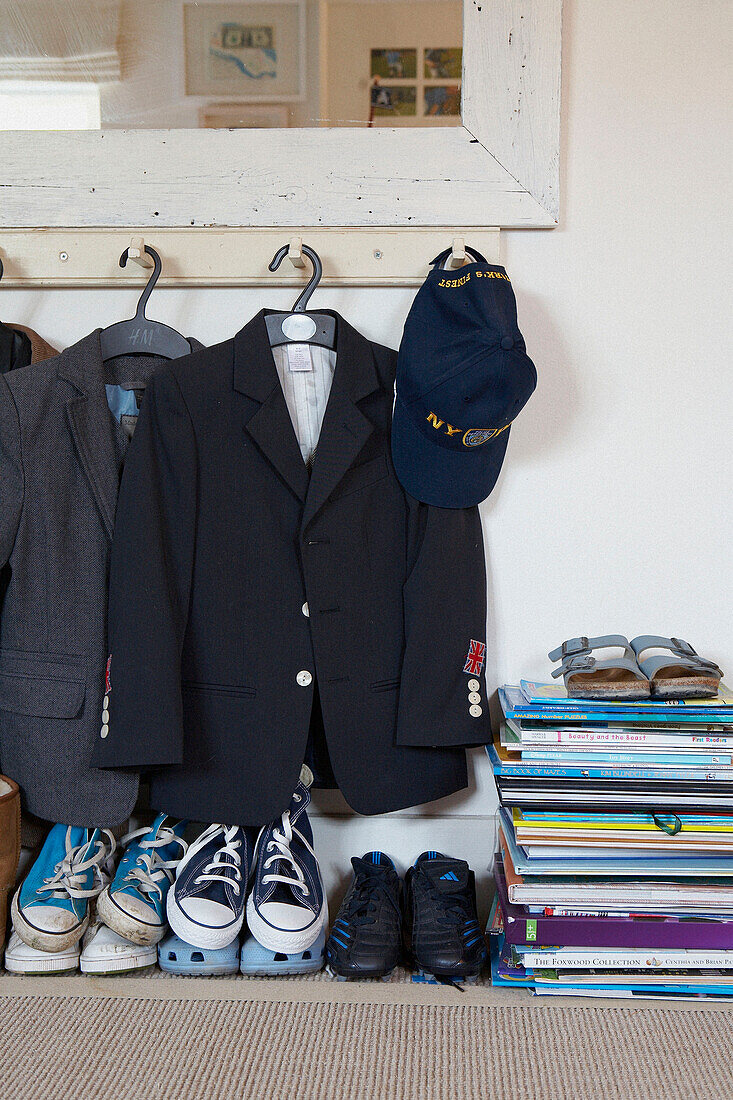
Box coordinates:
[0,0,463,129]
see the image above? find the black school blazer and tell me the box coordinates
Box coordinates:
[94,311,490,825]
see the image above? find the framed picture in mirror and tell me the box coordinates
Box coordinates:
[183,0,305,101]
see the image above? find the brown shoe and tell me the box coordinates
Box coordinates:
[0,776,21,951]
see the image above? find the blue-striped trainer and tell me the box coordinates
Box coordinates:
[403,852,487,981]
[325,851,402,978]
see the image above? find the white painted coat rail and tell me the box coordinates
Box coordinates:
[0,228,500,289]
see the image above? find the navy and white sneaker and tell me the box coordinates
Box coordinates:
[403,852,487,981]
[246,766,327,953]
[325,851,402,978]
[166,824,252,950]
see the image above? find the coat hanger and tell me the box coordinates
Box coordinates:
[100,245,192,362]
[264,242,337,350]
[0,256,33,373]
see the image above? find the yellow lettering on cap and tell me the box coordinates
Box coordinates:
[445,424,462,436]
[426,412,444,430]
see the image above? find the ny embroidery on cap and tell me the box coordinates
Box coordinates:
[463,640,486,677]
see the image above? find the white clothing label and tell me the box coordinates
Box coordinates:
[287,343,313,372]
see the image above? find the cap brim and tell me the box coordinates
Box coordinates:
[391,398,510,508]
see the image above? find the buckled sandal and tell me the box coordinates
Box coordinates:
[548,635,651,701]
[630,636,723,700]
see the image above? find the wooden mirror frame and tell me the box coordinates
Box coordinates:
[0,0,561,229]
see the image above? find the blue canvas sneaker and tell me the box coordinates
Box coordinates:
[166,823,252,950]
[246,766,327,953]
[12,824,116,952]
[96,813,188,945]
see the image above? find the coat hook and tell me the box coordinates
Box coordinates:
[449,237,467,268]
[126,235,155,270]
[287,236,306,269]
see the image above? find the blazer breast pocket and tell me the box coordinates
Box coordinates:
[330,454,389,502]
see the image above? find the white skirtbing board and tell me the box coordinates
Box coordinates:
[0,128,556,229]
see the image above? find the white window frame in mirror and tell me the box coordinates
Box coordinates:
[0,0,561,230]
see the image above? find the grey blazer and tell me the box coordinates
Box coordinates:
[0,330,200,827]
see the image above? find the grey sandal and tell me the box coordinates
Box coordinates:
[630,636,722,699]
[548,635,651,701]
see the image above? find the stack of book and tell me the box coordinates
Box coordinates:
[487,679,733,1000]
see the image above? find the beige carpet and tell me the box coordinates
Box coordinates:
[3,986,733,1100]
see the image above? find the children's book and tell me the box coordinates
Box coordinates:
[494,862,733,948]
[500,686,733,725]
[501,716,733,747]
[499,809,733,877]
[515,809,733,831]
[488,741,733,782]
[514,945,733,969]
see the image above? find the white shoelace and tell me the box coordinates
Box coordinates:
[262,805,316,898]
[37,828,117,901]
[191,824,243,896]
[119,822,188,900]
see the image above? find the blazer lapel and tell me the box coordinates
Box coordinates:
[234,310,382,519]
[235,311,310,503]
[301,316,380,531]
[58,331,120,540]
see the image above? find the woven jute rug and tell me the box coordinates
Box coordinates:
[2,975,733,1100]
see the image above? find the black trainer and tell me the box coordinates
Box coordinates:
[325,851,402,978]
[403,851,487,980]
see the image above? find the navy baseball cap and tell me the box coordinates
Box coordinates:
[392,247,537,508]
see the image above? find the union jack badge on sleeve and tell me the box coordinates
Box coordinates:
[463,639,486,677]
[105,656,112,694]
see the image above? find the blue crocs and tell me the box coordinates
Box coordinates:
[158,932,240,976]
[240,927,326,975]
[12,824,117,953]
[96,813,188,946]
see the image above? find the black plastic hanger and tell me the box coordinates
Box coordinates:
[0,256,33,373]
[100,245,192,362]
[265,244,336,350]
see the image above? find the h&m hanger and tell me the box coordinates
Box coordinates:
[100,244,192,362]
[264,241,337,351]
[0,255,33,373]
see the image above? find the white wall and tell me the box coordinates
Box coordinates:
[3,0,731,906]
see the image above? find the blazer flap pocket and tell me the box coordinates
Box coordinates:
[0,670,86,719]
[330,454,389,501]
[182,681,256,699]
